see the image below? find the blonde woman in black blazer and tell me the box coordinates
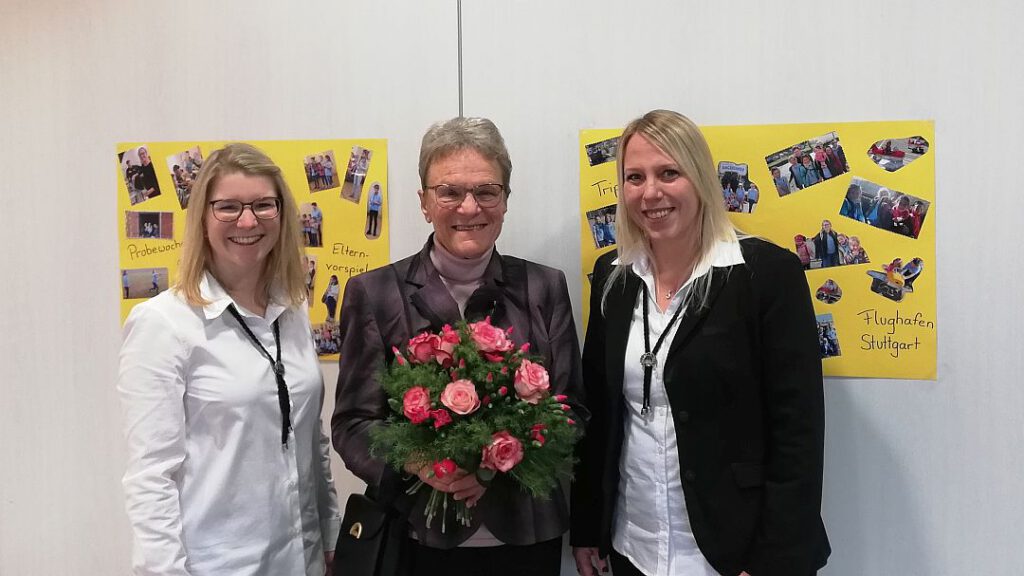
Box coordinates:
[571,110,830,576]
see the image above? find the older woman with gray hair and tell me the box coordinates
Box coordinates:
[332,117,585,576]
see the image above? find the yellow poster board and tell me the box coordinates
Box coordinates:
[580,121,936,379]
[117,139,389,360]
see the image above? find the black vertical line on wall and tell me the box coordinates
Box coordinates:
[457,0,464,116]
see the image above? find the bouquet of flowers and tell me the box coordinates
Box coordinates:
[369,317,579,532]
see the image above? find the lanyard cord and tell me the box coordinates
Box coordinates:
[639,284,685,417]
[226,304,291,446]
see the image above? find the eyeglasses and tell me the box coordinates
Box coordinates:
[426,183,505,209]
[209,197,282,222]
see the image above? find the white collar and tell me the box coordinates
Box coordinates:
[616,239,745,303]
[200,271,287,323]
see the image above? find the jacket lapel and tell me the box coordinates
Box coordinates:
[406,240,462,334]
[665,266,730,360]
[604,268,641,408]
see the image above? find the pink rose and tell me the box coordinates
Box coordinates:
[480,431,524,472]
[514,359,550,404]
[402,386,431,424]
[469,318,514,356]
[430,408,452,429]
[432,458,457,479]
[436,325,460,367]
[440,379,481,415]
[407,332,440,364]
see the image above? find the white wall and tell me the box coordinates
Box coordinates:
[2,1,1022,574]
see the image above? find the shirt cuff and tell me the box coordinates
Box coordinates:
[321,513,342,552]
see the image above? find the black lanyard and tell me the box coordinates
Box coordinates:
[639,284,685,416]
[226,304,292,446]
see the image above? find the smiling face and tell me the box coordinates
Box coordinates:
[419,148,507,259]
[205,171,281,286]
[621,134,701,250]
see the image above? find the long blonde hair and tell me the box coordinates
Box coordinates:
[602,110,740,312]
[177,143,307,308]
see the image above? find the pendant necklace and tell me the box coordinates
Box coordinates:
[639,283,685,416]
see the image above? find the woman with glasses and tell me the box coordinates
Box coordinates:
[119,143,341,576]
[332,117,586,576]
[571,110,829,576]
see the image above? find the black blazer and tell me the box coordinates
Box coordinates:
[332,237,585,549]
[570,238,830,576]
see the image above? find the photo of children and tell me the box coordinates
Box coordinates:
[839,177,930,239]
[118,146,162,206]
[365,182,383,239]
[585,136,619,167]
[340,146,372,203]
[816,313,842,358]
[867,136,929,172]
[298,202,323,247]
[718,161,759,213]
[585,204,618,248]
[303,150,339,193]
[866,256,925,302]
[815,279,843,304]
[312,320,341,356]
[165,146,203,209]
[121,268,169,300]
[793,220,870,270]
[125,212,173,240]
[764,132,849,196]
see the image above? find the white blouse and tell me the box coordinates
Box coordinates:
[119,273,341,576]
[612,241,745,576]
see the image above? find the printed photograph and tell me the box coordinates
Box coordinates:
[866,256,925,303]
[815,279,843,304]
[304,150,339,193]
[718,161,760,213]
[585,204,618,248]
[121,267,169,300]
[321,275,341,323]
[125,211,174,240]
[364,181,384,239]
[839,177,930,239]
[585,136,619,167]
[340,146,373,203]
[793,220,870,270]
[312,319,342,356]
[165,146,203,209]
[303,255,318,301]
[298,202,324,248]
[118,145,163,206]
[867,136,929,172]
[816,313,842,359]
[765,131,849,196]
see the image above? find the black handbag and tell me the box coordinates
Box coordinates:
[334,491,409,576]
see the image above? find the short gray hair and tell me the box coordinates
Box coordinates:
[418,117,513,194]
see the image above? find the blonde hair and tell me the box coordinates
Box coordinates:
[602,110,740,312]
[177,142,307,308]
